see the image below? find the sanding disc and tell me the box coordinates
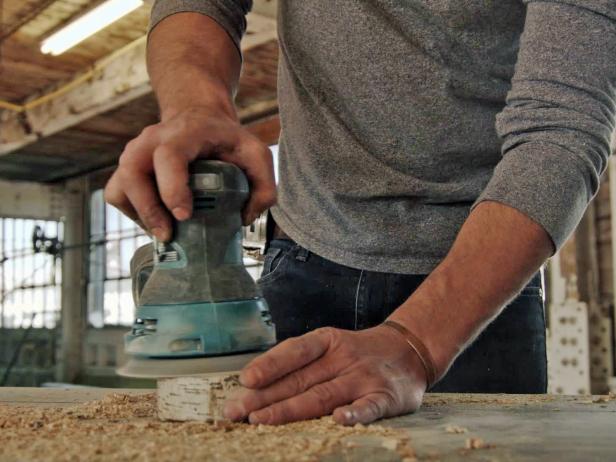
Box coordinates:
[116,352,262,378]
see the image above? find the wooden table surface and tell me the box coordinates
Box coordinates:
[1,388,614,461]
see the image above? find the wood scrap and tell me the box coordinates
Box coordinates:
[157,373,240,422]
[464,437,493,450]
[589,392,616,404]
[445,424,468,434]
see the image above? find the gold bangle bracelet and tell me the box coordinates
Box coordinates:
[382,320,438,388]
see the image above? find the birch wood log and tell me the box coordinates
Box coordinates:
[157,373,241,422]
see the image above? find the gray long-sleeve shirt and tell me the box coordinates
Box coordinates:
[151,1,616,274]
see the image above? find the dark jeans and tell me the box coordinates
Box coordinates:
[258,238,548,393]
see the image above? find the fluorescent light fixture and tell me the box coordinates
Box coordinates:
[41,0,143,56]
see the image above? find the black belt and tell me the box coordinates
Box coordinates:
[273,223,293,240]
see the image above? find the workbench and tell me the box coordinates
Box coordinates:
[1,388,614,461]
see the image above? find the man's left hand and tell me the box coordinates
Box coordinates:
[223,325,427,425]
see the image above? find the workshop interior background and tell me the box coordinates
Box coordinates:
[0,0,613,395]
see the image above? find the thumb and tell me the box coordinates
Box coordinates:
[333,393,394,425]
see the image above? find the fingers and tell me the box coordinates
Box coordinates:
[120,168,173,242]
[224,354,340,421]
[240,328,334,389]
[229,326,426,426]
[103,177,151,235]
[106,128,174,241]
[104,172,139,222]
[333,393,394,426]
[247,374,358,425]
[219,134,277,224]
[106,108,276,241]
[153,144,192,221]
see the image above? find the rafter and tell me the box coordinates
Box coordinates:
[0,11,277,156]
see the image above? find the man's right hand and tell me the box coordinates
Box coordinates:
[104,12,275,241]
[104,105,276,242]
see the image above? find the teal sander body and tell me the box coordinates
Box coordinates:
[117,160,276,378]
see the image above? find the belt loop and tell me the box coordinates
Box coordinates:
[263,210,276,254]
[295,247,310,262]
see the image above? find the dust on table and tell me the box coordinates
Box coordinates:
[0,393,416,462]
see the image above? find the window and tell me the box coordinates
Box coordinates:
[88,190,149,327]
[271,144,279,182]
[0,218,62,329]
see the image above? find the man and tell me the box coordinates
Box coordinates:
[105,1,616,425]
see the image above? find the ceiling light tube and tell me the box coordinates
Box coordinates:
[41,0,143,56]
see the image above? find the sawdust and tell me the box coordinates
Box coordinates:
[423,393,557,407]
[464,437,491,450]
[579,392,616,404]
[0,393,416,462]
[444,424,468,434]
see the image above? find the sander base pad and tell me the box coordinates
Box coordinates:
[116,351,261,379]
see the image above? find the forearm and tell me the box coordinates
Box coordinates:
[389,200,553,378]
[147,12,241,121]
[390,2,616,381]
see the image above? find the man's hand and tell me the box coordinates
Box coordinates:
[104,105,276,241]
[223,326,427,425]
[104,13,276,240]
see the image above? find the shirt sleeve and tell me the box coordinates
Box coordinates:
[473,0,616,251]
[150,0,253,54]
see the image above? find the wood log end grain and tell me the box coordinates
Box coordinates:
[157,373,241,422]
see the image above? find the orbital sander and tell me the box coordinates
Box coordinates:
[117,160,276,383]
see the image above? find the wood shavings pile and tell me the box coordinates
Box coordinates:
[0,393,416,462]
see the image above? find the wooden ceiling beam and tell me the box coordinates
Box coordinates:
[0,0,57,42]
[0,11,277,156]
